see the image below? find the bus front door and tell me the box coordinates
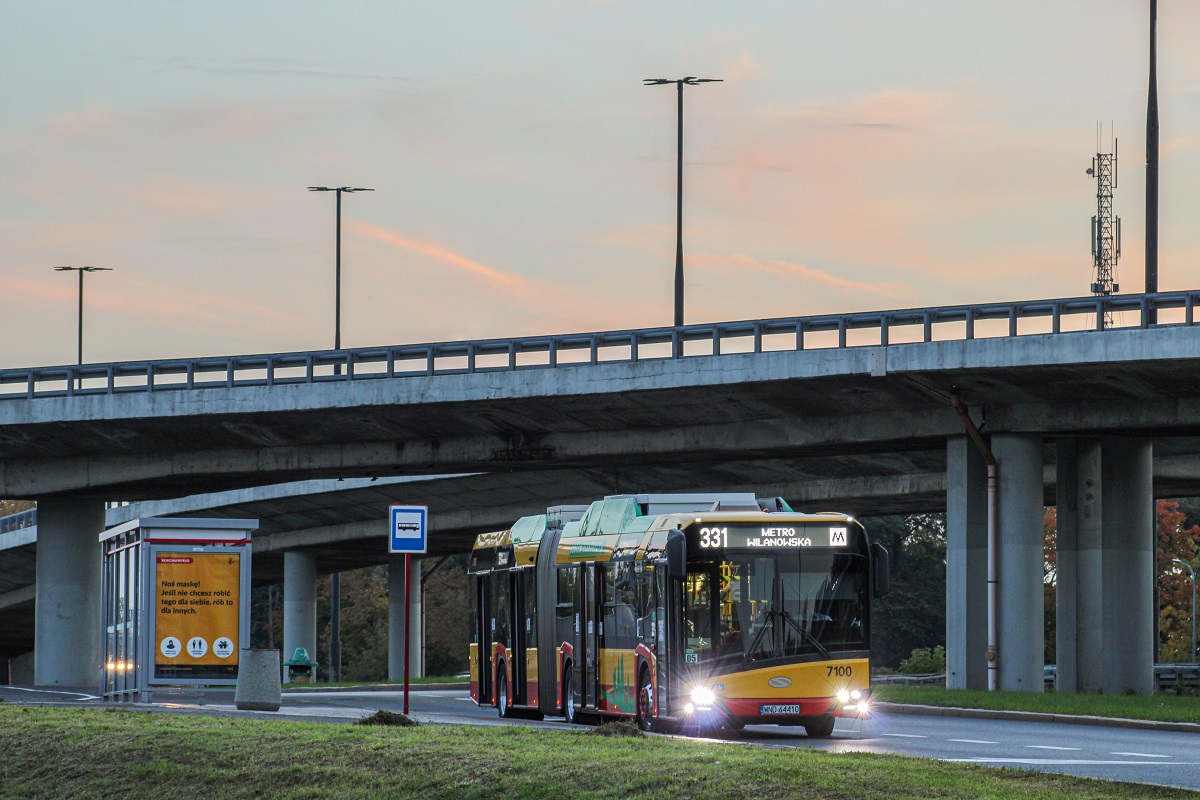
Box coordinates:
[475,574,491,705]
[653,563,670,715]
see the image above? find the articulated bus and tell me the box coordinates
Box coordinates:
[468,493,889,736]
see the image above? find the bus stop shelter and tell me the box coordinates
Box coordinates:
[100,517,256,702]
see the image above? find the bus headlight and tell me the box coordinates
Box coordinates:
[690,686,716,708]
[837,688,863,704]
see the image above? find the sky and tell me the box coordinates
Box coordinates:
[3,1,1199,368]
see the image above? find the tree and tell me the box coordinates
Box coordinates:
[1044,507,1056,664]
[867,514,947,670]
[1043,499,1200,664]
[423,555,471,676]
[0,499,35,518]
[1157,501,1199,663]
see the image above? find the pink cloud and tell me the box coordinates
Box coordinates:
[346,219,528,292]
[689,251,908,300]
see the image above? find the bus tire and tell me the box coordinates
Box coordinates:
[635,666,653,732]
[804,716,835,738]
[496,668,510,718]
[562,666,577,725]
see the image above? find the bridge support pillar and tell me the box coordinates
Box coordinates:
[34,497,105,687]
[946,435,989,689]
[1101,438,1155,695]
[994,433,1045,692]
[1055,438,1104,692]
[388,555,423,680]
[1055,437,1154,694]
[283,551,317,680]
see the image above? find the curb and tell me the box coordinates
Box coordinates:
[283,683,467,693]
[876,702,1200,734]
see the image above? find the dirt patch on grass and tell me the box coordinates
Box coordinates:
[356,709,418,727]
[589,718,643,737]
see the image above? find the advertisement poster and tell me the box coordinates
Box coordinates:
[154,552,241,679]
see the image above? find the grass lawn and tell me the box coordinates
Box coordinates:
[874,686,1200,724]
[0,706,1194,800]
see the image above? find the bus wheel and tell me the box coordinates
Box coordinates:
[635,667,653,732]
[496,669,509,718]
[804,716,835,738]
[562,668,577,725]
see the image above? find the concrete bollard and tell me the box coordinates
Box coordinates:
[235,649,282,711]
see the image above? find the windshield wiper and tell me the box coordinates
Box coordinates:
[780,609,830,659]
[746,608,779,660]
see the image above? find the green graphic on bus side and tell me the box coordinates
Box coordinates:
[567,542,609,558]
[601,656,635,713]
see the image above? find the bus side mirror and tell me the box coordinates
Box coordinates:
[870,542,890,598]
[666,530,687,579]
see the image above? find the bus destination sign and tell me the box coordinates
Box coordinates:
[692,524,850,550]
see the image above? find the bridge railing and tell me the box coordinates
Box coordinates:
[0,509,36,535]
[2,291,1196,399]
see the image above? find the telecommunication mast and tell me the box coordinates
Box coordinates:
[1086,124,1120,328]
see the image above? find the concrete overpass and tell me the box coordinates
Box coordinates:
[3,291,1200,693]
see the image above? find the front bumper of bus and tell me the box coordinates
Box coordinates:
[684,685,873,724]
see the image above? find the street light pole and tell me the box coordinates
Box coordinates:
[308,186,374,353]
[308,186,373,683]
[1173,558,1197,663]
[644,77,721,329]
[53,266,112,365]
[1146,0,1159,323]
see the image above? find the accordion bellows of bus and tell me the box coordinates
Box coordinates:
[467,492,889,737]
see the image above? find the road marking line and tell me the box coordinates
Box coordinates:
[1111,752,1170,759]
[881,733,927,738]
[948,739,998,744]
[1025,745,1080,751]
[2,686,100,701]
[955,758,1198,767]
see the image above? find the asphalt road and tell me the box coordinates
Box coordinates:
[5,685,1198,791]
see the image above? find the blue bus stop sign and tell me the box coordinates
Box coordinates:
[389,505,427,554]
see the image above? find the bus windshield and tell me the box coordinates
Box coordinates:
[683,550,867,668]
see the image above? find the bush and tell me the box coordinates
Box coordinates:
[899,645,946,674]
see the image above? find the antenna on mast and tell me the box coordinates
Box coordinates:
[1087,121,1120,328]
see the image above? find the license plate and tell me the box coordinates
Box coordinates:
[760,704,801,715]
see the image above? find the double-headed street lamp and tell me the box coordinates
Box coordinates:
[308,186,373,683]
[308,186,374,352]
[644,77,721,329]
[53,265,113,365]
[1172,558,1197,664]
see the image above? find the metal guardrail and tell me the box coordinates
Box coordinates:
[1,291,1197,401]
[0,509,35,535]
[871,672,946,686]
[874,664,1200,692]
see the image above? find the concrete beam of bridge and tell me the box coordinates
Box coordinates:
[3,326,1200,501]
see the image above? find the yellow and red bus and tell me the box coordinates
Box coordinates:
[467,493,889,736]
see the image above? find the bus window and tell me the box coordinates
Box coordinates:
[602,563,638,650]
[636,564,654,643]
[683,568,713,652]
[524,568,538,650]
[556,567,577,646]
[796,552,867,648]
[490,572,511,649]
